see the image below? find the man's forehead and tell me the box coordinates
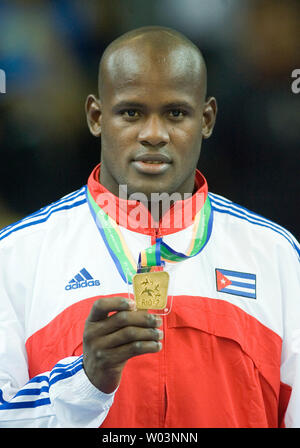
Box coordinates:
[99,39,206,99]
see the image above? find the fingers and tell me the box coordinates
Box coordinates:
[94,339,163,369]
[87,296,135,322]
[84,301,162,343]
[83,296,164,393]
[96,325,164,349]
[99,308,161,334]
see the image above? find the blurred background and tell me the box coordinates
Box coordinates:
[0,0,299,239]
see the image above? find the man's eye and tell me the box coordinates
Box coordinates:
[168,110,186,118]
[122,109,140,118]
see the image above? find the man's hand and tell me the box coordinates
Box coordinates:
[82,297,163,394]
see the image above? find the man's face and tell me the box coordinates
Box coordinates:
[87,43,216,198]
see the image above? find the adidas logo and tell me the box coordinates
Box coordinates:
[65,268,100,291]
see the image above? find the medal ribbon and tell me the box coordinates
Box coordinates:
[86,186,212,284]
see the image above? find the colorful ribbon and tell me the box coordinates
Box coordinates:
[86,186,212,284]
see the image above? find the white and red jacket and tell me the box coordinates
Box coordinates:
[0,164,299,427]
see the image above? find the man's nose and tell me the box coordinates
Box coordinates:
[137,115,170,147]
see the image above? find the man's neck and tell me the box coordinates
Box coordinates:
[99,170,196,222]
[88,164,208,234]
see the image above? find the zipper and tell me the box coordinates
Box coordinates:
[164,384,168,423]
[162,313,168,425]
[152,225,167,425]
[151,226,161,245]
[158,311,168,426]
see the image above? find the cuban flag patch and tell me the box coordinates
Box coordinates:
[215,268,256,299]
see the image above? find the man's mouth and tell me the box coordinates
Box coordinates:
[140,160,163,164]
[132,153,172,175]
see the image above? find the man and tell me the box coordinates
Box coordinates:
[0,26,299,428]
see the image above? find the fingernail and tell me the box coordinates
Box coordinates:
[157,342,162,350]
[155,316,163,327]
[127,299,136,310]
[157,329,164,340]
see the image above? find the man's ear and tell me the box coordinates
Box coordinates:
[202,96,217,139]
[85,94,102,137]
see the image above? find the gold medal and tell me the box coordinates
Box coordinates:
[132,271,169,310]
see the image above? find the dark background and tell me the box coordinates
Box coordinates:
[0,0,299,240]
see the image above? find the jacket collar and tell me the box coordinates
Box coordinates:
[87,163,208,236]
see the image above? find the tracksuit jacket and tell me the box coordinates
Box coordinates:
[0,164,299,427]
